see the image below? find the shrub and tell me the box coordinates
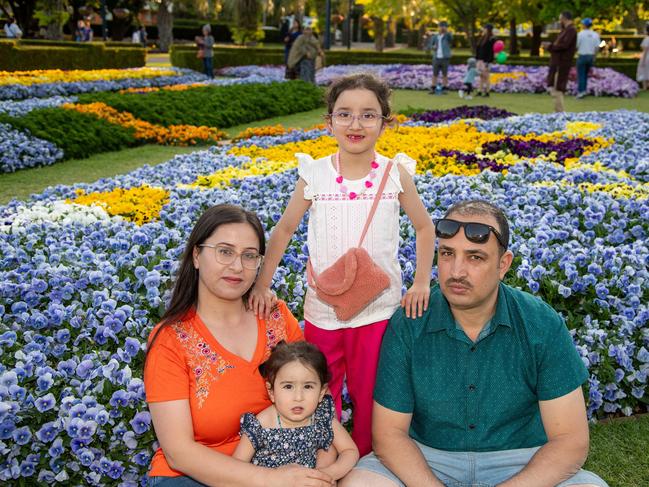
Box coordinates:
[0,108,138,160]
[78,81,324,128]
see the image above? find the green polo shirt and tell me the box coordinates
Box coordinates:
[374,282,588,452]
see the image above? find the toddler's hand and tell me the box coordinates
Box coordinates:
[248,283,277,319]
[267,464,334,486]
[401,282,430,318]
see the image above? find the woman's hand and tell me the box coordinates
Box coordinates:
[266,464,334,486]
[248,283,277,319]
[401,281,430,318]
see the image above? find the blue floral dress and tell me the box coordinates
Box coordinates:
[239,395,334,468]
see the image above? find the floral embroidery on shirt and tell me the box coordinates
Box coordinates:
[172,321,234,409]
[263,306,288,360]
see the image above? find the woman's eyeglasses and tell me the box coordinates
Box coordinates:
[198,244,263,270]
[434,218,507,249]
[329,111,386,128]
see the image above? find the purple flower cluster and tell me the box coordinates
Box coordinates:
[218,63,640,97]
[411,105,516,123]
[0,96,78,117]
[480,136,599,163]
[0,110,647,484]
[0,123,64,173]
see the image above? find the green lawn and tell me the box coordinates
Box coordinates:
[2,90,649,206]
[586,414,649,486]
[0,145,199,205]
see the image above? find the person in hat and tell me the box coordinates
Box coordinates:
[576,18,601,98]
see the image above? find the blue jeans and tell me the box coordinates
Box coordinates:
[576,55,595,93]
[203,57,213,79]
[354,441,609,487]
[148,476,208,486]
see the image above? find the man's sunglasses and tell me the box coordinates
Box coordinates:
[434,218,508,249]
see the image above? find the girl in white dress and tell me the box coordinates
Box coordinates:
[249,73,434,456]
[637,24,649,90]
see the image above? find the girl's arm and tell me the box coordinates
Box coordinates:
[397,164,435,319]
[149,400,333,487]
[249,178,312,318]
[317,419,359,480]
[232,434,256,463]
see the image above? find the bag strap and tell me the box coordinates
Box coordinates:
[358,160,393,247]
[306,159,393,289]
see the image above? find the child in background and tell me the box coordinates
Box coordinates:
[233,341,359,481]
[248,73,434,456]
[460,57,478,99]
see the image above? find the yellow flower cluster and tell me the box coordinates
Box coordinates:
[563,121,603,136]
[70,185,170,225]
[0,68,178,86]
[62,102,224,146]
[578,181,649,200]
[118,82,207,95]
[534,180,648,200]
[192,123,612,189]
[490,71,526,84]
[563,159,630,179]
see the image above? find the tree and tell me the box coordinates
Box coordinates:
[435,0,491,51]
[356,0,402,51]
[157,0,173,51]
[34,0,69,39]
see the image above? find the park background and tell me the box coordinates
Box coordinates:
[1,0,649,485]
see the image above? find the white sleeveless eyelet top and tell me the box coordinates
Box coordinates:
[297,151,416,329]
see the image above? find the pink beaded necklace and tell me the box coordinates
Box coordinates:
[334,152,380,200]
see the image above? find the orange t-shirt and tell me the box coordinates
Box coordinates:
[144,301,303,477]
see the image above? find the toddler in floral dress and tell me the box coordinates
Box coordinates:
[233,341,358,481]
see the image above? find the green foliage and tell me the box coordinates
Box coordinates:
[77,81,325,128]
[0,108,138,160]
[0,40,145,71]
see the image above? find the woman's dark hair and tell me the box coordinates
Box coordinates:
[478,24,494,45]
[259,341,331,389]
[324,73,394,124]
[646,23,649,35]
[145,204,265,364]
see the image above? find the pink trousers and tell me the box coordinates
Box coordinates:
[304,319,388,457]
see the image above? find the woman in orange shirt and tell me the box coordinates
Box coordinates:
[144,204,334,486]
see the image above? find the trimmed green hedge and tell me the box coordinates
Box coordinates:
[77,81,324,128]
[0,108,137,160]
[170,45,639,80]
[0,40,145,71]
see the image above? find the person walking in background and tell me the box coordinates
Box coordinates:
[475,24,496,97]
[459,57,477,100]
[4,17,22,38]
[576,18,600,98]
[543,11,577,112]
[287,26,323,84]
[637,23,649,91]
[425,21,453,93]
[284,19,302,79]
[196,24,215,79]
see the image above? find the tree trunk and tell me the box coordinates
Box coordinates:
[627,5,646,34]
[466,20,477,53]
[530,22,543,56]
[372,16,384,52]
[417,24,426,49]
[42,0,66,40]
[157,0,173,52]
[509,17,519,55]
[385,17,395,48]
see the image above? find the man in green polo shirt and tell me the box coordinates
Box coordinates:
[341,200,607,487]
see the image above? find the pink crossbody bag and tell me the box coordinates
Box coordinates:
[306,160,393,321]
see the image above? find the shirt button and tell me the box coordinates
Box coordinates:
[470,346,476,352]
[469,424,476,430]
[468,384,476,391]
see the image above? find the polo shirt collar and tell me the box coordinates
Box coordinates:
[425,282,513,333]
